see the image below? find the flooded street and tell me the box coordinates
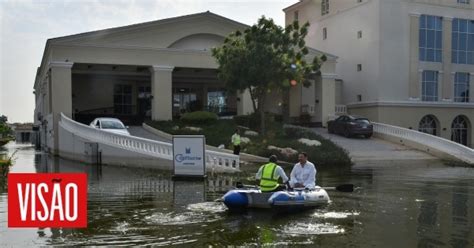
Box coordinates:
[1,143,473,247]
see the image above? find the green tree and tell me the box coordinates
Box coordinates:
[212,16,326,134]
[0,115,11,138]
[0,115,7,124]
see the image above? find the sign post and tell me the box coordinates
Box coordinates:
[172,135,206,178]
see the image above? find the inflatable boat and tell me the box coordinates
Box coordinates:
[222,186,330,212]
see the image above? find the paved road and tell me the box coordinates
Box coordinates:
[311,128,436,163]
[128,126,170,142]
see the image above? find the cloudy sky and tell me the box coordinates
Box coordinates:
[0,0,297,123]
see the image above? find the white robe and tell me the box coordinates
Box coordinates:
[289,161,317,188]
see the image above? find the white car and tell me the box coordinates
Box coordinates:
[89,118,130,136]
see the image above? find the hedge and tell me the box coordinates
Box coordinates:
[180,111,218,125]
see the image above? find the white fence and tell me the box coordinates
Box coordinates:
[373,122,474,164]
[59,113,240,171]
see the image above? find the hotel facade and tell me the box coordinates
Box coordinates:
[33,1,474,154]
[33,12,337,154]
[284,0,474,147]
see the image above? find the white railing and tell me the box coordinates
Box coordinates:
[60,113,174,160]
[335,105,347,114]
[59,113,240,170]
[373,122,474,164]
[206,150,240,170]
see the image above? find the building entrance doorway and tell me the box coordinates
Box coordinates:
[173,87,202,116]
[137,85,151,121]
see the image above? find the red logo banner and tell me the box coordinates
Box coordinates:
[8,173,87,228]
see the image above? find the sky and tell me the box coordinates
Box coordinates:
[0,0,297,123]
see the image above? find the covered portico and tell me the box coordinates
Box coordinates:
[45,35,249,123]
[69,64,235,125]
[33,12,255,154]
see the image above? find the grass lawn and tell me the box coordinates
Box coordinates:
[146,118,352,167]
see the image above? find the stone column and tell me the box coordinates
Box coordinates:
[470,73,474,103]
[150,65,174,121]
[40,76,49,150]
[320,74,336,127]
[418,69,423,100]
[42,76,50,115]
[442,16,453,101]
[301,80,316,119]
[409,13,421,100]
[289,83,302,119]
[438,71,444,101]
[49,61,73,155]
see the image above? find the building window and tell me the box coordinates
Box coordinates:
[454,72,470,102]
[419,115,438,136]
[357,30,362,39]
[452,18,474,65]
[321,0,329,16]
[173,87,198,115]
[421,70,438,101]
[457,0,470,4]
[323,28,327,40]
[451,115,470,146]
[419,15,443,62]
[357,95,362,101]
[207,88,229,114]
[294,11,299,21]
[357,64,362,71]
[114,84,133,114]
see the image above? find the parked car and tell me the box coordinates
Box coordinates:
[89,118,130,136]
[327,115,373,138]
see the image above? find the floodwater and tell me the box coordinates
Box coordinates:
[1,142,474,247]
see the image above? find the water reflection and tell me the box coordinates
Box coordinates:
[417,183,441,247]
[0,144,473,247]
[450,184,470,248]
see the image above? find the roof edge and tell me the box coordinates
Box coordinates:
[307,47,338,59]
[283,0,309,12]
[49,11,249,44]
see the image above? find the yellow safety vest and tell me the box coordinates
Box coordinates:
[232,134,241,146]
[259,162,279,192]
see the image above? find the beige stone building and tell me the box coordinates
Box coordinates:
[33,11,338,154]
[285,0,474,148]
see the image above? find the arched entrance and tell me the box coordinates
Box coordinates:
[418,115,439,136]
[451,115,471,146]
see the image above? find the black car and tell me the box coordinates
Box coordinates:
[327,115,373,138]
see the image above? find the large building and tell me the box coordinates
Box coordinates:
[284,0,474,147]
[33,11,337,154]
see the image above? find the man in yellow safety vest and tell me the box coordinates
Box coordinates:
[231,129,241,155]
[256,155,290,192]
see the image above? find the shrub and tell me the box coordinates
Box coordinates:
[180,111,218,125]
[0,151,16,178]
[284,126,307,138]
[233,113,256,128]
[148,118,352,167]
[281,126,352,166]
[233,113,282,130]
